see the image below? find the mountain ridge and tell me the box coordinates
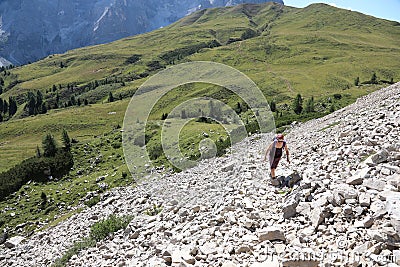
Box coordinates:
[0,0,283,65]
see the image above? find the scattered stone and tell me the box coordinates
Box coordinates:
[282,192,301,219]
[359,192,371,207]
[4,236,24,249]
[259,227,286,242]
[363,179,386,191]
[346,167,370,185]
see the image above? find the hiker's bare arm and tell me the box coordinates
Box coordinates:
[285,145,290,163]
[263,142,273,161]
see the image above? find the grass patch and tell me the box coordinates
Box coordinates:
[84,196,101,208]
[90,214,132,242]
[52,214,132,267]
[145,204,163,216]
[52,237,96,267]
[319,121,341,131]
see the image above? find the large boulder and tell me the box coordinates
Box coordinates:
[259,227,286,242]
[282,192,301,219]
[4,236,24,249]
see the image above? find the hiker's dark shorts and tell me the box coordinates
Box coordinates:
[270,157,281,169]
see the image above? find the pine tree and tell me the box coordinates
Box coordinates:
[41,102,47,114]
[36,145,41,157]
[0,97,3,113]
[181,109,187,119]
[293,94,303,115]
[70,96,76,106]
[26,92,36,115]
[40,191,47,207]
[0,86,3,95]
[209,100,215,117]
[42,133,57,157]
[62,129,71,150]
[0,113,3,122]
[270,100,276,112]
[0,77,4,86]
[354,77,360,86]
[235,102,242,114]
[108,92,114,103]
[84,99,89,105]
[36,91,43,113]
[305,96,315,113]
[3,99,8,114]
[8,97,17,116]
[371,73,377,84]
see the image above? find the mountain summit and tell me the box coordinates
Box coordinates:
[0,0,283,65]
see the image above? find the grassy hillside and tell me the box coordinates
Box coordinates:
[0,2,399,235]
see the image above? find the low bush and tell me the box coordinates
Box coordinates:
[90,214,132,242]
[0,150,73,200]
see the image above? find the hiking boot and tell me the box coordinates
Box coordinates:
[270,177,281,187]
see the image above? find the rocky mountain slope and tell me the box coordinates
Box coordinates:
[1,82,399,266]
[0,0,283,65]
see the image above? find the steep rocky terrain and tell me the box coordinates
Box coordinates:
[0,0,283,65]
[1,83,399,266]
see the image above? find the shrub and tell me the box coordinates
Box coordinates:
[333,94,342,100]
[90,214,132,242]
[145,204,163,216]
[148,144,163,160]
[84,196,101,207]
[0,150,73,200]
[52,238,96,267]
[124,54,141,65]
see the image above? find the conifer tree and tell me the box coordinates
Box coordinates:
[26,92,36,115]
[36,91,43,113]
[108,92,114,103]
[8,97,17,116]
[42,133,57,157]
[293,94,303,115]
[62,129,71,150]
[354,77,360,86]
[371,72,378,84]
[3,99,8,114]
[305,96,315,113]
[270,100,276,112]
[36,145,41,157]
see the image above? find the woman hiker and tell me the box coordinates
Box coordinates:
[263,133,290,184]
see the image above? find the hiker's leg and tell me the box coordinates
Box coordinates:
[271,168,276,178]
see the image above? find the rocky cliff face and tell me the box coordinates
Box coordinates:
[0,0,283,65]
[1,83,399,266]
